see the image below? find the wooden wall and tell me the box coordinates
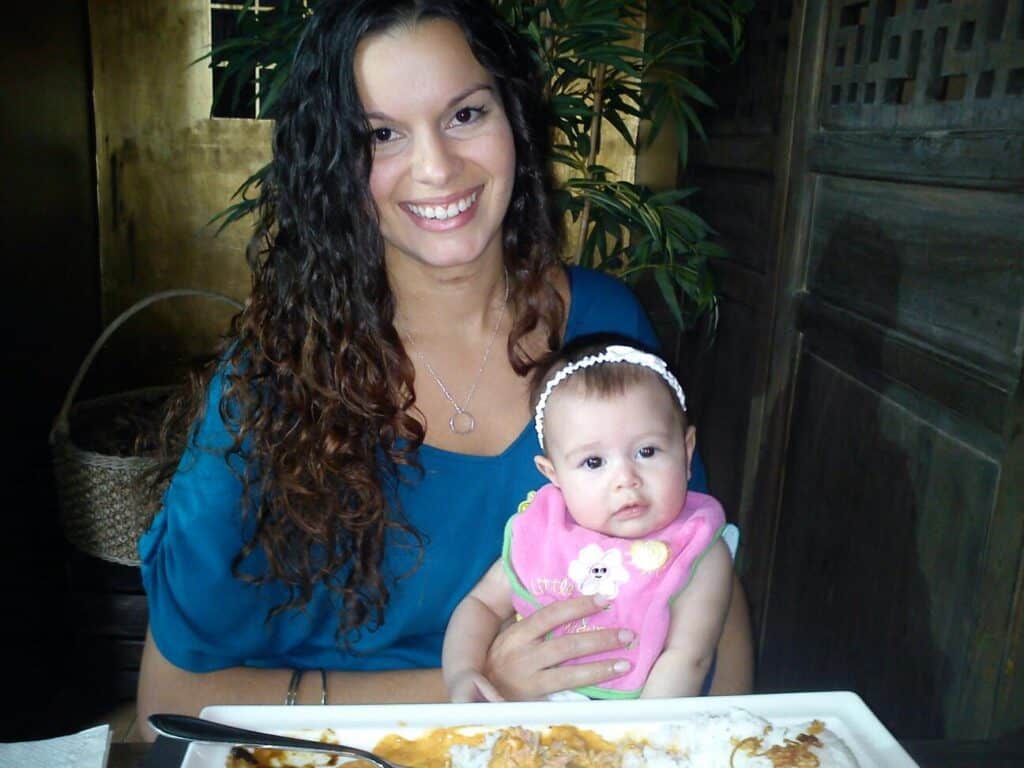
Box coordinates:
[679,0,796,657]
[87,0,259,388]
[691,0,1024,740]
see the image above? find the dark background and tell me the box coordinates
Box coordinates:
[0,0,102,738]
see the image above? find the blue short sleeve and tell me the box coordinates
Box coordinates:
[564,267,659,351]
[138,369,296,672]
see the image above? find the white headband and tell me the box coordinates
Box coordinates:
[534,344,687,449]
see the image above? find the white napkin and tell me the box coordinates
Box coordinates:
[0,724,111,768]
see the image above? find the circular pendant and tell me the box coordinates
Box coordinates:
[449,410,476,435]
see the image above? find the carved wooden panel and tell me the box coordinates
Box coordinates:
[807,176,1024,382]
[822,0,1024,129]
[754,0,1024,740]
[760,350,1000,738]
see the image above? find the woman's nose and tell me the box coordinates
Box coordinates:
[412,130,461,186]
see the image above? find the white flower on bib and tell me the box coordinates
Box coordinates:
[568,544,630,599]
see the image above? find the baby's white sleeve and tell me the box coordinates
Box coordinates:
[722,523,740,560]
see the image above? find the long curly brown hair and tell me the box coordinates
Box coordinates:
[154,0,564,643]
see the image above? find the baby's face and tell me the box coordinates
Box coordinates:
[536,378,695,538]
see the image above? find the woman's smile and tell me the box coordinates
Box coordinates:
[402,187,481,229]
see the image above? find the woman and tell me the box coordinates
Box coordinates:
[137,0,751,732]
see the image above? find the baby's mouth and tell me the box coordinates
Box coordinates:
[614,502,647,519]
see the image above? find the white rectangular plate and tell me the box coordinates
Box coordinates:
[181,691,918,768]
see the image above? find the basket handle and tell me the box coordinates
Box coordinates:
[51,288,244,441]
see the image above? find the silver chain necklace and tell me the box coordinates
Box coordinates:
[403,269,510,435]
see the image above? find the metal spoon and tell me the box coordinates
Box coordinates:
[148,713,403,768]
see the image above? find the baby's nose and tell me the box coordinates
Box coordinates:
[615,462,641,488]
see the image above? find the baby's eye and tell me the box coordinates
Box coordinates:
[583,456,604,470]
[370,127,395,144]
[449,105,486,127]
[636,445,658,459]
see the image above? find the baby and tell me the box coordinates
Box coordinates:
[442,338,733,701]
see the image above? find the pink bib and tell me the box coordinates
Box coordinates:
[502,483,725,698]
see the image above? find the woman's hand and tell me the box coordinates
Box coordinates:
[482,594,634,700]
[447,669,505,703]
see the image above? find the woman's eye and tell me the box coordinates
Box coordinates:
[583,456,604,470]
[370,127,394,143]
[450,106,485,126]
[637,446,657,459]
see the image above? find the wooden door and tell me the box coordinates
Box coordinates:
[752,0,1024,740]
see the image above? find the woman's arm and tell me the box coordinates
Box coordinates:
[136,630,448,742]
[708,570,754,695]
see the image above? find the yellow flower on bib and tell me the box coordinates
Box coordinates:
[517,490,537,514]
[630,540,669,572]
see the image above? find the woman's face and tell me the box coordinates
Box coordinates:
[354,19,516,273]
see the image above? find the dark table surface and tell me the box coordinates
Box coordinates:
[108,735,1024,768]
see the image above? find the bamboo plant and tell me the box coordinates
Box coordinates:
[207,0,751,331]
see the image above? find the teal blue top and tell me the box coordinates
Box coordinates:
[139,266,708,672]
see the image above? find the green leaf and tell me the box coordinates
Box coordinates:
[665,75,716,107]
[602,109,636,149]
[697,241,729,261]
[209,198,260,235]
[653,267,684,328]
[257,69,289,118]
[229,163,270,200]
[648,188,699,206]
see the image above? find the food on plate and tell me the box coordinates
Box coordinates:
[224,709,860,768]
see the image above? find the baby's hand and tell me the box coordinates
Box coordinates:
[448,669,504,703]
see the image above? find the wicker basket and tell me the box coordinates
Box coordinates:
[49,289,243,565]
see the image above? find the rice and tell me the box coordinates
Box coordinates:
[445,711,861,768]
[449,730,500,768]
[638,709,773,764]
[621,744,688,768]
